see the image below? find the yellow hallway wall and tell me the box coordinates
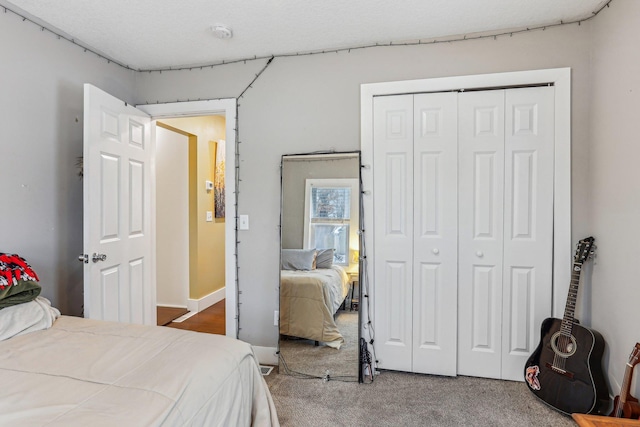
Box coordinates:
[159,116,226,300]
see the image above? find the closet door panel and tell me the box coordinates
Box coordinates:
[458,90,505,379]
[373,95,414,372]
[501,87,554,380]
[412,93,458,376]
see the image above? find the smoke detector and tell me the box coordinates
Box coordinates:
[211,25,233,39]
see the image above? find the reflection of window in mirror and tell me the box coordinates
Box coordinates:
[303,179,359,269]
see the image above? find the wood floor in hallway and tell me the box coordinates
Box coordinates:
[164,299,225,335]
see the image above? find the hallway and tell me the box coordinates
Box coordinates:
[163,300,226,335]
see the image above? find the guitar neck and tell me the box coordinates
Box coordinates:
[620,363,635,405]
[560,261,582,335]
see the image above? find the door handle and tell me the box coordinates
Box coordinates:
[476,251,484,258]
[92,253,107,263]
[78,254,89,264]
[432,248,440,254]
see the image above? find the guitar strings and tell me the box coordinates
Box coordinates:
[552,265,581,373]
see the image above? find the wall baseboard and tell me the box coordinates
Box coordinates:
[252,346,278,366]
[187,287,225,313]
[156,304,188,309]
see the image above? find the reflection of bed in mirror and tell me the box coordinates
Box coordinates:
[279,263,350,348]
[279,151,362,381]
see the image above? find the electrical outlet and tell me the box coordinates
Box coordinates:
[206,211,213,222]
[274,310,279,326]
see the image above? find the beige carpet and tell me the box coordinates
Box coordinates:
[279,310,359,379]
[272,309,575,426]
[265,370,576,427]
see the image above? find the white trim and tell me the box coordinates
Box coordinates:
[139,99,234,118]
[171,311,198,323]
[157,304,188,309]
[137,98,238,338]
[251,345,279,366]
[149,122,158,326]
[187,287,226,313]
[361,68,571,322]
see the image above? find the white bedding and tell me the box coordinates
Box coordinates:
[279,265,350,348]
[0,316,279,426]
[281,265,350,314]
[0,296,60,341]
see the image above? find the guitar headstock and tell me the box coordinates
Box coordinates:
[629,343,640,367]
[574,236,596,264]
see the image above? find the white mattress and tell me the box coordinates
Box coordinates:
[0,316,279,426]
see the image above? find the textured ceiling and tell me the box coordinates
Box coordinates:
[3,0,608,70]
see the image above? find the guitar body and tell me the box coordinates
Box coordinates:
[524,317,610,415]
[610,342,640,419]
[611,395,640,419]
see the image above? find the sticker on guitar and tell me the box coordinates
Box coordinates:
[526,365,541,390]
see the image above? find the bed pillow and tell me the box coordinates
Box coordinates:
[281,249,317,271]
[0,296,60,341]
[315,249,334,269]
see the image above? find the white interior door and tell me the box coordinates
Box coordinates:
[457,90,506,379]
[83,84,155,325]
[373,94,414,372]
[412,93,458,376]
[500,86,554,380]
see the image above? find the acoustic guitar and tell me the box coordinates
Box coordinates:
[524,236,610,415]
[611,343,640,419]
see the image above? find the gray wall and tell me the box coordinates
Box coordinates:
[137,22,594,347]
[589,0,640,396]
[1,11,136,315]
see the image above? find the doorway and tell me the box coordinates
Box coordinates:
[155,116,227,332]
[138,98,238,338]
[83,88,238,336]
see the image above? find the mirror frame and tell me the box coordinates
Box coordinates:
[277,150,363,383]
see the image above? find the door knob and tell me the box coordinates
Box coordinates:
[476,251,484,257]
[432,248,440,254]
[78,254,88,264]
[92,253,107,263]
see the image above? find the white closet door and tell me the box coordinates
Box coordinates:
[501,87,554,380]
[373,95,414,372]
[412,93,458,376]
[457,90,506,379]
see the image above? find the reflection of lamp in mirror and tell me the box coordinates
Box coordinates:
[350,249,359,272]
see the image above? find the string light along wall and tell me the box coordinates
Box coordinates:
[233,56,274,338]
[1,0,613,74]
[2,0,614,370]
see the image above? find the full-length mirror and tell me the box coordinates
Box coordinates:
[279,152,361,381]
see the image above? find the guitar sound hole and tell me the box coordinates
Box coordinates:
[550,332,578,358]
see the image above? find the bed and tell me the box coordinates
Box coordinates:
[279,264,350,349]
[0,300,279,426]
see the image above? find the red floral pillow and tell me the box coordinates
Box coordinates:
[0,254,40,290]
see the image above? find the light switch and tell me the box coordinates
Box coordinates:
[206,211,213,222]
[239,215,249,230]
[205,180,213,191]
